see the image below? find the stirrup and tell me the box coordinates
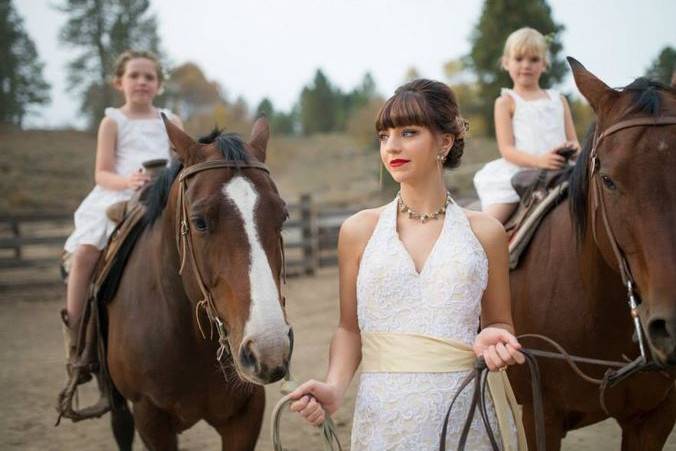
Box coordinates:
[56,367,110,425]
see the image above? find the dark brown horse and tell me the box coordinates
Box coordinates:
[105,117,292,450]
[509,58,676,450]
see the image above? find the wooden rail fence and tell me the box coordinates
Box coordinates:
[0,194,359,290]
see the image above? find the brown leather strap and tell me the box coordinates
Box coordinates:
[178,159,269,182]
[590,116,676,281]
[589,115,676,359]
[174,158,280,367]
[595,116,676,145]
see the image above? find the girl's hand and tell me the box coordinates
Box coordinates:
[473,327,525,371]
[288,380,341,427]
[126,169,150,190]
[536,150,566,170]
[564,140,581,153]
[564,140,582,160]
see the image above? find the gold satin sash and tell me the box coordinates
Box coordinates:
[361,332,528,451]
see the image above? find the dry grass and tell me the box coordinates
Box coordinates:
[1,129,97,214]
[0,129,498,215]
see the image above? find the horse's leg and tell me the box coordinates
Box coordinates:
[522,400,565,451]
[110,388,135,451]
[132,398,178,451]
[618,387,676,451]
[212,389,265,451]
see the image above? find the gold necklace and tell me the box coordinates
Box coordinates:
[397,191,452,223]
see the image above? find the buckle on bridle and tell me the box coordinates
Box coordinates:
[214,316,231,360]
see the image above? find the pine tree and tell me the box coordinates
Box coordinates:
[467,0,565,136]
[57,0,162,129]
[645,46,675,86]
[0,0,50,127]
[255,97,274,118]
[299,69,340,135]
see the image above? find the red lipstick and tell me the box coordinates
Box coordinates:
[389,159,410,168]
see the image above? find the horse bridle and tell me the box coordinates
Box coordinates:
[174,158,286,369]
[439,115,676,451]
[589,115,676,364]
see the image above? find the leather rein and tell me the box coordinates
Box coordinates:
[174,159,283,370]
[440,115,676,451]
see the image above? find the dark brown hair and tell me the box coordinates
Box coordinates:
[375,79,467,169]
[113,50,164,84]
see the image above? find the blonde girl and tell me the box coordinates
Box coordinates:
[474,27,580,223]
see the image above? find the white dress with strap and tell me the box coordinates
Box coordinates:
[351,198,514,450]
[64,108,173,252]
[473,88,566,207]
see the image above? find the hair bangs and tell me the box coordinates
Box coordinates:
[375,90,435,132]
[504,28,549,66]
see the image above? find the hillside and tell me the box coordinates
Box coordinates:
[0,128,497,214]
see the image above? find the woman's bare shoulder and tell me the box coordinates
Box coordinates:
[462,209,507,250]
[339,205,387,250]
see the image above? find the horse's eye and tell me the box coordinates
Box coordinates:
[601,175,617,191]
[191,216,208,231]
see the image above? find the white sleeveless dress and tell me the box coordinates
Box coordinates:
[473,88,567,208]
[64,108,173,252]
[352,199,512,450]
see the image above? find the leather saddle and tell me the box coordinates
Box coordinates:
[505,166,572,269]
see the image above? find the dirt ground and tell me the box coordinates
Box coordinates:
[1,268,675,450]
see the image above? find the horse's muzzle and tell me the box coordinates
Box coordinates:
[238,328,292,384]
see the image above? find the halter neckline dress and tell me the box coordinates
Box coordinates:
[352,198,515,450]
[473,88,567,208]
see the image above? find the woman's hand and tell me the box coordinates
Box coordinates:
[473,327,525,371]
[126,169,150,190]
[288,379,341,427]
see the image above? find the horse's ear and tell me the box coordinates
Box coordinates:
[568,57,618,112]
[161,113,197,163]
[248,115,270,162]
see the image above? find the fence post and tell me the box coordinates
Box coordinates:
[10,218,21,259]
[300,193,319,275]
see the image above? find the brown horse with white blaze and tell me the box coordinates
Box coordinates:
[105,117,292,450]
[508,58,676,450]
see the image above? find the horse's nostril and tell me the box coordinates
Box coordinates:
[288,327,295,355]
[649,319,670,343]
[269,365,286,382]
[239,339,258,369]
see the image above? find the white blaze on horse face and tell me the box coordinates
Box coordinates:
[222,176,286,345]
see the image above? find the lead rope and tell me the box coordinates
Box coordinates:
[271,234,342,451]
[438,333,669,451]
[270,372,343,451]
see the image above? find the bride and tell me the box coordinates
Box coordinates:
[290,79,527,450]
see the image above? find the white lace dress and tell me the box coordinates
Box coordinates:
[473,88,566,207]
[64,108,173,252]
[352,198,512,450]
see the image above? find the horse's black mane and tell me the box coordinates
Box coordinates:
[142,129,250,226]
[568,77,675,242]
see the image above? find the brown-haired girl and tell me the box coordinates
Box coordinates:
[61,50,182,374]
[289,79,527,449]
